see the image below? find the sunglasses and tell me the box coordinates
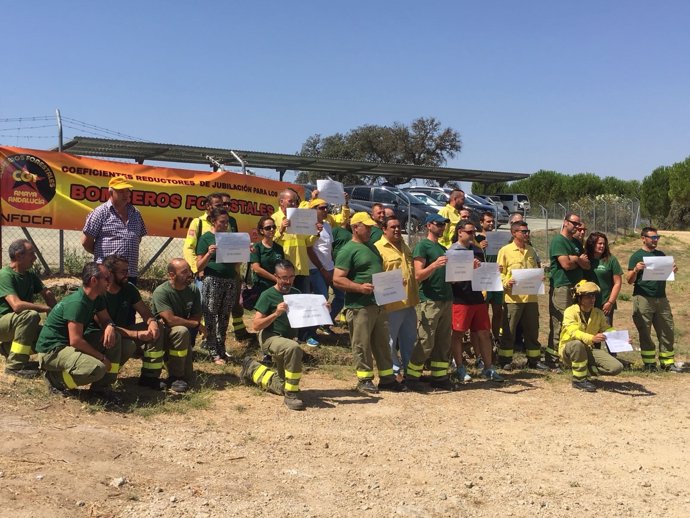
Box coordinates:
[566,219,582,227]
[644,235,661,240]
[262,225,277,231]
[461,229,475,234]
[431,221,447,227]
[518,229,531,234]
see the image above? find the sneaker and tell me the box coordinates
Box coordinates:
[167,378,189,393]
[527,360,550,371]
[318,326,333,336]
[356,380,379,394]
[457,365,472,383]
[643,364,658,372]
[499,362,514,372]
[661,364,683,373]
[430,378,454,391]
[305,338,320,347]
[138,376,166,391]
[5,367,40,378]
[240,357,254,385]
[483,367,505,382]
[283,393,305,410]
[475,358,485,370]
[572,379,597,392]
[378,380,408,392]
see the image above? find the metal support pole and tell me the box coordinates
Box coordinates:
[56,108,65,274]
[21,228,51,275]
[140,238,174,276]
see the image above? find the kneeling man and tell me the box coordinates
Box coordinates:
[560,280,623,392]
[241,260,305,410]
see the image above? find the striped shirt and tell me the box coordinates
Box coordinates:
[83,200,147,277]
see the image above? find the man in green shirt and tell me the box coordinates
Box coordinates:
[89,255,166,389]
[151,259,203,393]
[334,212,405,394]
[37,262,121,402]
[627,227,680,372]
[240,260,306,410]
[547,212,590,368]
[406,213,454,390]
[0,239,57,377]
[368,203,385,245]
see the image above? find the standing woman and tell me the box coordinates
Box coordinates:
[196,208,239,364]
[250,216,285,296]
[585,232,623,326]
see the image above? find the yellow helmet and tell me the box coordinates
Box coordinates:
[574,280,600,295]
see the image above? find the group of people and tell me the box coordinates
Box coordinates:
[0,179,681,409]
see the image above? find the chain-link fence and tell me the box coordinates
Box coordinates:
[1,196,641,280]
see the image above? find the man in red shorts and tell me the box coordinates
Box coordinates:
[450,220,505,383]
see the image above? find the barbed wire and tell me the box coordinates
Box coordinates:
[0,114,148,143]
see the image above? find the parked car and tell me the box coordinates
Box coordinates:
[402,186,450,205]
[407,191,445,210]
[465,193,510,227]
[345,185,438,232]
[495,193,531,215]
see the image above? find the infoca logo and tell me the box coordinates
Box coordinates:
[0,154,56,210]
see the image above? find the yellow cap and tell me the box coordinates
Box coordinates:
[575,280,600,295]
[350,212,377,226]
[309,198,328,208]
[108,177,134,190]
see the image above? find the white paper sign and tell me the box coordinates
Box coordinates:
[510,268,545,295]
[604,330,633,353]
[643,256,675,281]
[285,208,318,236]
[472,263,503,292]
[372,269,406,306]
[316,179,346,205]
[484,231,511,256]
[445,249,474,282]
[215,232,251,263]
[283,294,333,328]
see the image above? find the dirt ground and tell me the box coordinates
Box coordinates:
[1,231,689,518]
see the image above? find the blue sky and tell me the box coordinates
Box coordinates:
[3,0,690,185]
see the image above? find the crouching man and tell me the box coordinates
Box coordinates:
[559,280,623,392]
[241,260,305,410]
[89,255,165,390]
[36,262,121,402]
[150,259,203,393]
[0,239,57,377]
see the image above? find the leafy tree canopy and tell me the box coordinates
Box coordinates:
[295,117,461,185]
[641,166,671,225]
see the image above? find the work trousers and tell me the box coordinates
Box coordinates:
[547,285,575,362]
[259,332,303,393]
[202,275,236,357]
[498,302,541,364]
[406,300,451,380]
[0,310,41,370]
[162,325,193,380]
[39,332,123,390]
[118,322,166,380]
[346,305,394,383]
[231,271,250,340]
[561,340,623,381]
[632,295,675,367]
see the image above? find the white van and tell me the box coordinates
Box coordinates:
[496,193,530,215]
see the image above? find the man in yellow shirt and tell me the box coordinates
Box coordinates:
[437,188,465,248]
[559,280,623,392]
[496,221,547,370]
[375,215,419,378]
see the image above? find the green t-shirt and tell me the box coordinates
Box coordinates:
[0,266,45,316]
[549,234,584,288]
[151,282,201,319]
[35,287,104,353]
[335,241,382,308]
[332,226,353,262]
[368,226,383,246]
[413,238,452,302]
[254,286,299,340]
[587,255,623,308]
[250,241,284,293]
[628,249,667,298]
[196,231,238,278]
[86,283,142,334]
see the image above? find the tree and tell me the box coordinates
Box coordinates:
[510,170,567,206]
[295,117,462,185]
[640,166,671,225]
[564,173,604,200]
[664,156,690,229]
[471,181,508,195]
